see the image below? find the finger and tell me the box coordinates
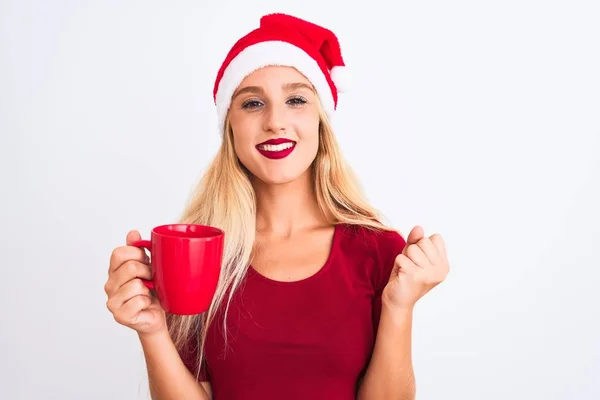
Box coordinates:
[114,260,152,287]
[106,260,152,296]
[416,236,443,266]
[109,245,148,274]
[394,253,420,274]
[126,230,142,246]
[127,229,151,264]
[119,294,153,325]
[430,234,447,262]
[107,278,151,311]
[402,226,425,254]
[404,243,430,268]
[407,225,424,244]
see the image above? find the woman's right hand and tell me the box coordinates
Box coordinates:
[105,230,167,336]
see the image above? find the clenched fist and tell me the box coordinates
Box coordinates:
[383,225,450,310]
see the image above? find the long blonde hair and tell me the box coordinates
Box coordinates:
[166,101,400,380]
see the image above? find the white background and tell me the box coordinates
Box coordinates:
[1,0,599,399]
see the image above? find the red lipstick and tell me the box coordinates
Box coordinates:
[256,138,296,160]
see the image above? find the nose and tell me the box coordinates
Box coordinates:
[262,103,287,134]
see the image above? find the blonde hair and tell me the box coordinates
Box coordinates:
[166,100,400,381]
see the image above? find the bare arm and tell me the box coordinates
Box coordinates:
[357,305,416,400]
[139,328,212,400]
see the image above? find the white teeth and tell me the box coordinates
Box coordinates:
[258,142,295,152]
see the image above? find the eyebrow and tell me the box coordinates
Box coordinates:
[232,82,314,101]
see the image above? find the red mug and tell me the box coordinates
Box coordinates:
[132,224,224,315]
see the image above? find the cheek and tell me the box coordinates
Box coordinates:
[297,115,321,150]
[230,119,256,156]
[233,137,255,167]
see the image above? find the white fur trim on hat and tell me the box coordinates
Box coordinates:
[214,41,336,135]
[330,66,351,93]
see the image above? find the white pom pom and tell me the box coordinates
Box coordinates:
[330,66,351,93]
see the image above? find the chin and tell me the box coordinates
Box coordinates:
[254,170,303,185]
[241,154,315,186]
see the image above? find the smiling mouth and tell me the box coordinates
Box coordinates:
[256,142,296,152]
[255,142,296,160]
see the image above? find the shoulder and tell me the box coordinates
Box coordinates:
[336,223,406,288]
[337,223,406,256]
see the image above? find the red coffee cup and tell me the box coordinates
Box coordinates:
[131,224,224,315]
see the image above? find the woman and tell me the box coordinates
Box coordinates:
[105,13,449,400]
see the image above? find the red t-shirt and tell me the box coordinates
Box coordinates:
[182,223,406,399]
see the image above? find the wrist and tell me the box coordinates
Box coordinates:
[381,301,414,324]
[381,285,417,315]
[138,326,171,346]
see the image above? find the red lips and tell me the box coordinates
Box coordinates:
[257,138,296,146]
[256,138,296,160]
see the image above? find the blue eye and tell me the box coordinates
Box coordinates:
[241,96,307,110]
[242,100,263,110]
[287,96,307,106]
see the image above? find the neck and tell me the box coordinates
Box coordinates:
[252,168,328,237]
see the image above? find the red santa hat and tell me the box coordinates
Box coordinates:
[213,13,350,135]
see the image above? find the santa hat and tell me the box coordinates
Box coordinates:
[213,13,350,135]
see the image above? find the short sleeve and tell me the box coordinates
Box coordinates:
[372,229,407,335]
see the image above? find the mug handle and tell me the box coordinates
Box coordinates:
[131,239,154,290]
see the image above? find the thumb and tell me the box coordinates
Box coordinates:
[126,230,142,246]
[402,225,425,254]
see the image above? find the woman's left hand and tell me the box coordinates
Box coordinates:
[383,225,450,310]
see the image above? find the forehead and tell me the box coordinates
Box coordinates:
[238,65,312,88]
